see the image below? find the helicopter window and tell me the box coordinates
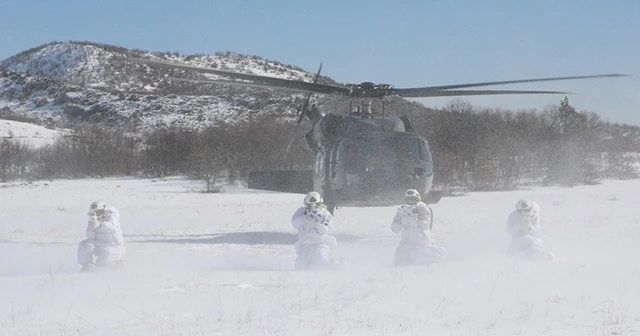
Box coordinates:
[315,151,324,174]
[338,136,430,162]
[337,139,373,172]
[336,141,353,165]
[393,137,431,161]
[422,140,433,162]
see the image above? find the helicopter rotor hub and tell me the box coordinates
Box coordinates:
[345,82,393,99]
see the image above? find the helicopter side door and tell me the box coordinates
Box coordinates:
[329,143,348,190]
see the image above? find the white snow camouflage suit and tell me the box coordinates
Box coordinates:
[291,204,341,270]
[391,202,447,266]
[506,202,553,261]
[77,207,126,267]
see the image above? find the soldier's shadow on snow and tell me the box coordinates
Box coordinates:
[128,231,362,245]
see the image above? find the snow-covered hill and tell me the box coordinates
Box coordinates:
[0,41,358,131]
[0,119,64,148]
[1,177,639,335]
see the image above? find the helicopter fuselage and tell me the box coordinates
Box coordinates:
[307,112,435,209]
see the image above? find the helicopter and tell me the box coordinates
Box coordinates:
[119,57,625,213]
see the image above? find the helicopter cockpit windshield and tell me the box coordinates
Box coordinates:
[337,133,431,168]
[331,131,433,205]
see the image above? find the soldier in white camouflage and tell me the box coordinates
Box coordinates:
[390,189,447,266]
[291,192,342,270]
[506,199,554,261]
[77,200,126,272]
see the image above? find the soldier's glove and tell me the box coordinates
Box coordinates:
[306,208,324,223]
[316,223,329,235]
[88,215,101,230]
[317,213,329,224]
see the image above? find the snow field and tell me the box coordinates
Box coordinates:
[1,177,639,335]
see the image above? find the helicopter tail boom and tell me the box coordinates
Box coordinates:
[248,170,314,194]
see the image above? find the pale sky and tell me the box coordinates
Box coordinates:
[1,0,638,125]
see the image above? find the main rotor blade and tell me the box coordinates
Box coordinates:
[397,89,572,97]
[117,58,628,99]
[168,77,321,95]
[117,57,349,95]
[392,74,627,97]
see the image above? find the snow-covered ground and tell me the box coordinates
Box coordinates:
[0,119,63,148]
[1,177,639,335]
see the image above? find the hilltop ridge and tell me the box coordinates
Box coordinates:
[1,41,395,130]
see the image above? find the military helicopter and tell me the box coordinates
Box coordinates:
[120,57,624,213]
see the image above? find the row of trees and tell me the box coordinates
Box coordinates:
[408,98,639,191]
[1,98,638,192]
[0,117,311,191]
